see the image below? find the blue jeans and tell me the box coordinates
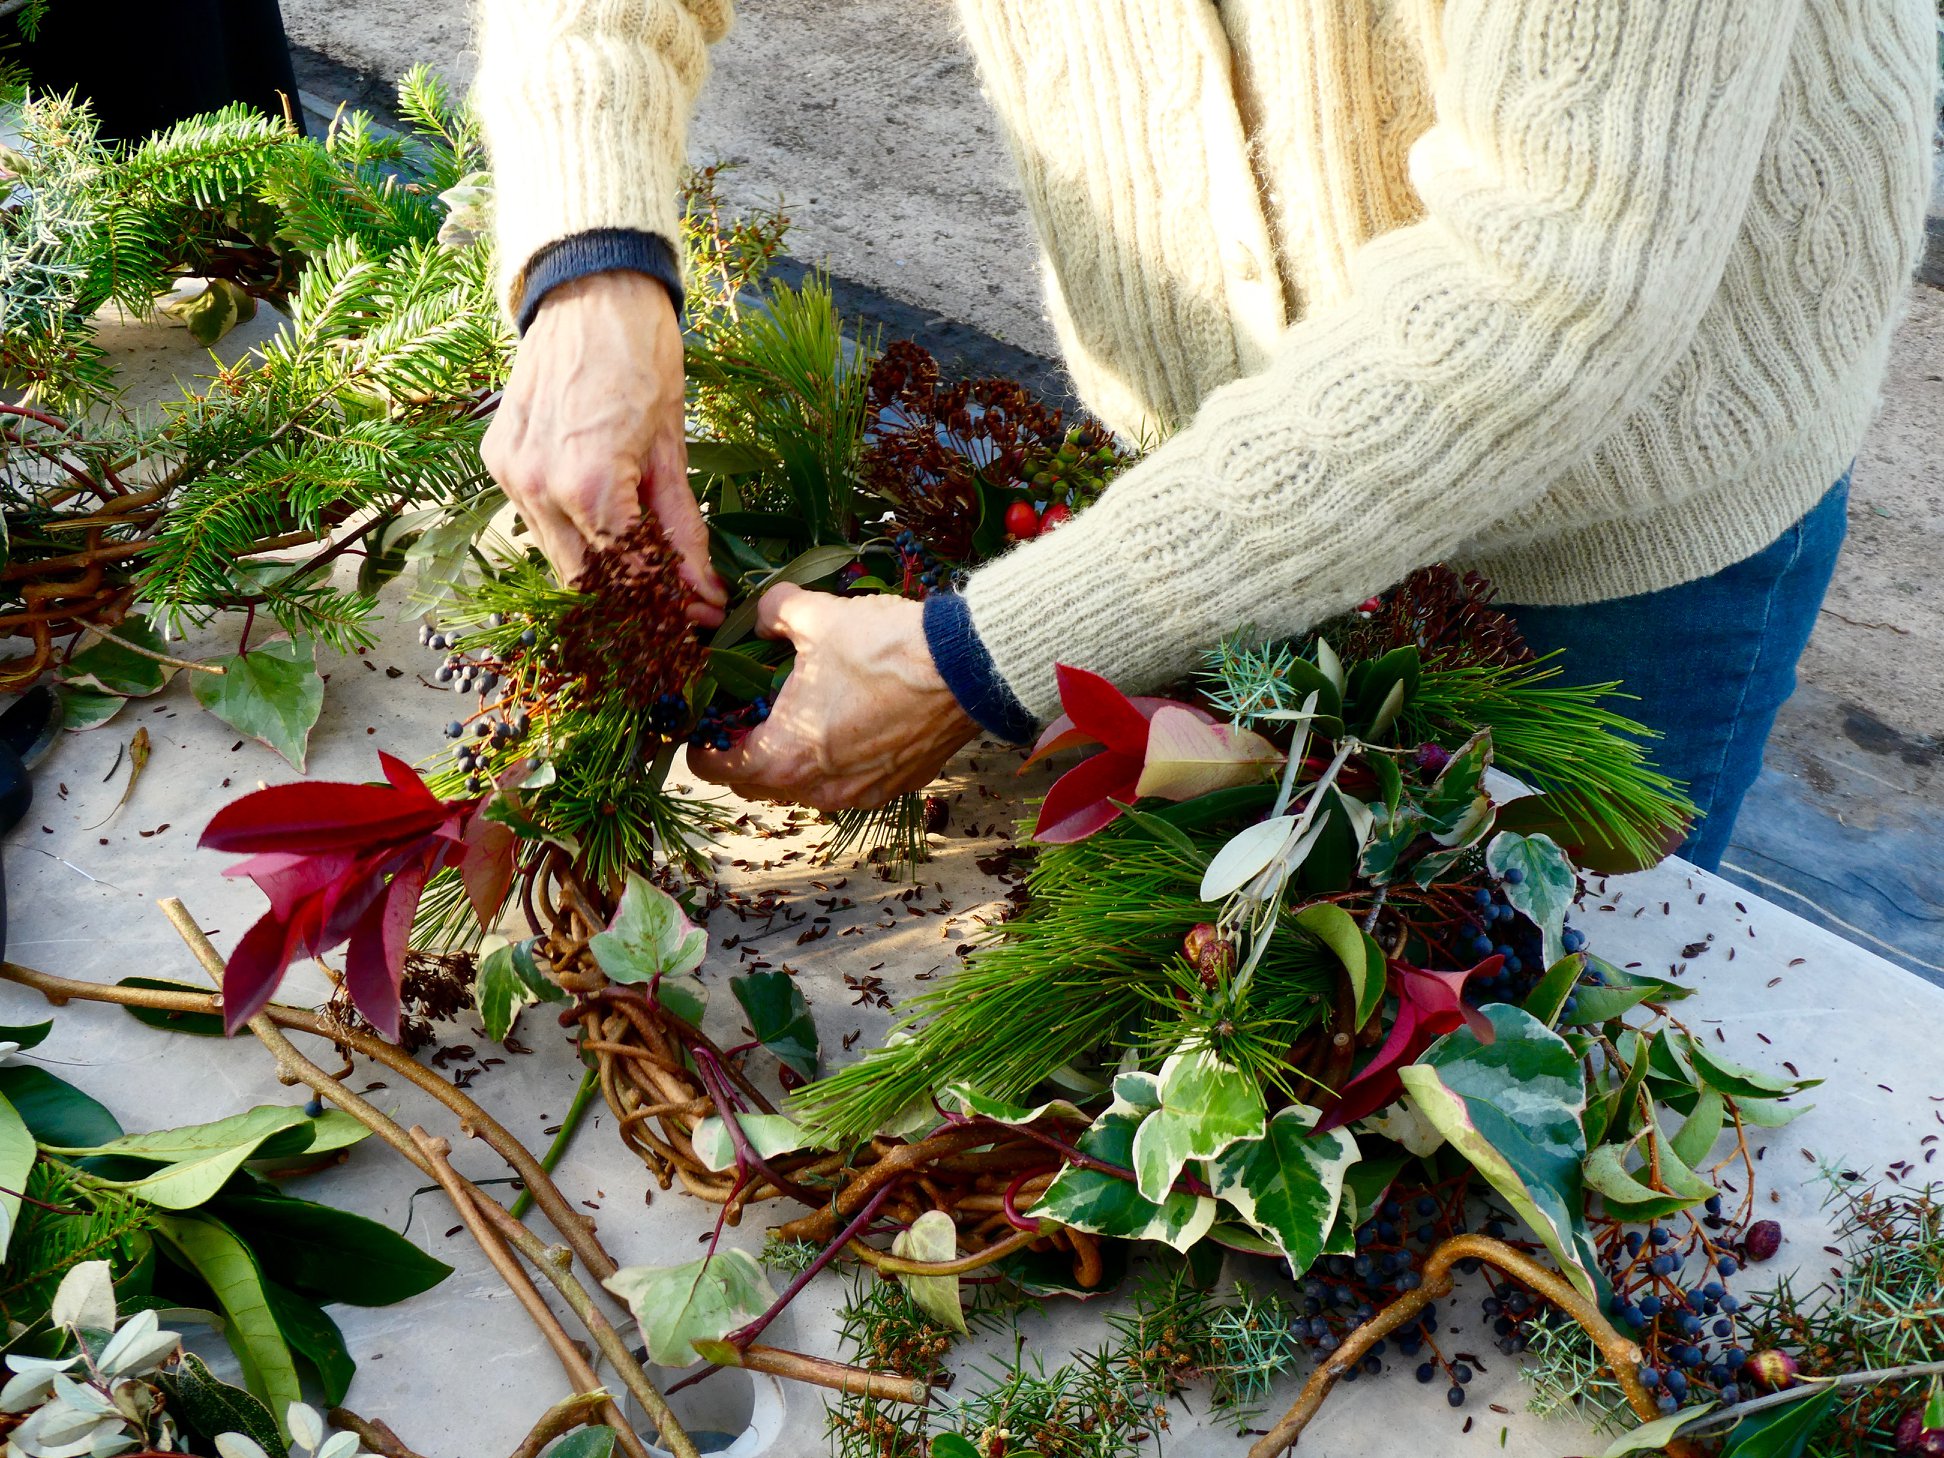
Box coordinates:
[1505,476,1849,872]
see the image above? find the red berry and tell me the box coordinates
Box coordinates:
[1918,1432,1944,1458]
[1183,923,1236,987]
[1039,503,1074,531]
[1003,501,1040,540]
[1744,1219,1783,1262]
[1357,596,1383,614]
[1897,1411,1925,1452]
[1746,1350,1798,1390]
[1414,743,1452,775]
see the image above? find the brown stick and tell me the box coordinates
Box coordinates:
[691,1340,931,1405]
[505,1392,613,1458]
[325,1409,434,1458]
[75,623,225,673]
[1246,1234,1683,1458]
[408,1127,661,1458]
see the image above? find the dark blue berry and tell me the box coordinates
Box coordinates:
[1638,1296,1664,1318]
[1657,1394,1679,1414]
[1639,1366,1660,1388]
[1447,1385,1466,1408]
[1502,867,1525,885]
[1562,928,1587,953]
[1415,1362,1436,1384]
[1648,1225,1672,1247]
[1716,1254,1737,1275]
[303,1097,325,1117]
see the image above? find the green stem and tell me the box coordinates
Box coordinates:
[1674,1359,1944,1436]
[511,1062,600,1221]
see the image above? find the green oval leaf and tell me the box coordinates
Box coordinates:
[152,1214,302,1431]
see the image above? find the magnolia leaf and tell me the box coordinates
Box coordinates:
[193,638,325,772]
[1129,1048,1266,1204]
[1599,1405,1716,1457]
[1205,1106,1357,1276]
[1313,637,1346,696]
[690,1113,816,1174]
[589,873,708,987]
[60,619,175,698]
[1132,706,1282,802]
[58,1105,310,1162]
[1398,1004,1596,1301]
[603,1251,774,1368]
[0,1090,30,1262]
[730,971,819,1081]
[57,686,129,731]
[1032,1107,1216,1252]
[1199,815,1298,901]
[1671,1089,1726,1169]
[1488,831,1577,966]
[151,1214,302,1430]
[1719,1384,1840,1458]
[1293,903,1385,1031]
[50,1260,116,1335]
[891,1209,967,1334]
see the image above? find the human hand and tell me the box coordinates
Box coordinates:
[482,271,726,623]
[688,585,978,811]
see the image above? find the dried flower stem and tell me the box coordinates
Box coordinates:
[76,623,226,673]
[1248,1235,1685,1458]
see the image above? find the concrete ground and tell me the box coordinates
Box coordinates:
[281,2,1944,976]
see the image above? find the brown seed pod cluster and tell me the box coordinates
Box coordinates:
[555,515,706,712]
[1342,564,1534,670]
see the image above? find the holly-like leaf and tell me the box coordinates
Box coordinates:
[1294,903,1385,1030]
[60,619,174,697]
[546,1431,617,1458]
[690,1113,816,1173]
[589,872,707,986]
[1129,1048,1266,1204]
[1205,1106,1357,1276]
[1032,1106,1216,1252]
[1487,831,1577,966]
[1671,1089,1726,1169]
[1133,706,1282,802]
[730,971,819,1081]
[602,1250,774,1368]
[1398,1003,1596,1300]
[192,638,324,772]
[891,1208,966,1334]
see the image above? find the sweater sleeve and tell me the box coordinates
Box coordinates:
[960,0,1804,722]
[474,0,733,321]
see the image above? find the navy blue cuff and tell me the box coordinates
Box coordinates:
[923,592,1039,745]
[513,228,686,333]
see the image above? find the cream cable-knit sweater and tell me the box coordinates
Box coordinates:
[476,0,1936,723]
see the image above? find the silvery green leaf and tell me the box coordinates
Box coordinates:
[97,1310,168,1377]
[315,1430,363,1458]
[215,1435,273,1458]
[50,1261,116,1336]
[98,1326,177,1380]
[1332,789,1375,853]
[89,1429,137,1458]
[1313,637,1346,696]
[286,1400,326,1450]
[51,1373,115,1417]
[1365,677,1407,739]
[1199,815,1297,901]
[602,1251,775,1368]
[1,1356,83,1413]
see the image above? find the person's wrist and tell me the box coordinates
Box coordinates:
[536,269,675,323]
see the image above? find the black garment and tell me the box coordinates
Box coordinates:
[18,0,303,143]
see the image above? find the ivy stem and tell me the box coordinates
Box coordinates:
[501,1392,610,1458]
[76,623,225,674]
[510,1061,601,1221]
[689,1045,820,1205]
[409,1126,662,1458]
[1247,1234,1682,1458]
[237,602,256,658]
[730,1182,894,1353]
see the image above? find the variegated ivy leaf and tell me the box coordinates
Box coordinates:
[603,1250,774,1368]
[1398,1003,1597,1301]
[939,1087,1087,1128]
[890,1209,967,1334]
[589,872,708,989]
[1032,1106,1216,1252]
[1205,1106,1358,1277]
[1487,831,1577,967]
[1129,1048,1266,1204]
[690,1113,817,1174]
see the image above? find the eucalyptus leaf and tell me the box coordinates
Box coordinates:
[1199,815,1297,901]
[890,1208,966,1334]
[603,1250,774,1368]
[192,638,325,772]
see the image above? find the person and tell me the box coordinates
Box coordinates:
[475,0,1936,871]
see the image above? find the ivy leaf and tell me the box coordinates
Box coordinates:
[56,685,129,731]
[589,872,708,988]
[602,1250,774,1368]
[939,1087,1087,1128]
[1293,903,1385,1031]
[1205,1106,1358,1277]
[1419,730,1493,844]
[1032,1105,1216,1252]
[730,971,819,1081]
[690,1113,816,1173]
[547,1431,617,1458]
[1720,1384,1840,1458]
[0,1091,33,1261]
[59,619,175,697]
[1398,1003,1596,1301]
[1130,1048,1266,1204]
[891,1208,967,1334]
[192,638,325,772]
[473,936,539,1044]
[1487,831,1577,966]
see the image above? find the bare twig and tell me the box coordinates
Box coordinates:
[690,1341,929,1405]
[506,1393,612,1458]
[75,623,225,674]
[325,1409,433,1458]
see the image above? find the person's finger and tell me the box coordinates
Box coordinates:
[552,453,643,554]
[498,471,589,583]
[754,582,817,643]
[688,715,800,793]
[644,434,728,617]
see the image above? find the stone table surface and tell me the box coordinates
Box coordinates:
[6,572,1944,1458]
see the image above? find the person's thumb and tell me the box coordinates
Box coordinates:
[754,583,814,643]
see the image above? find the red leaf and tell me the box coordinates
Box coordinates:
[1052,664,1153,759]
[377,750,440,801]
[458,811,516,928]
[221,909,305,1035]
[1316,956,1503,1132]
[1032,749,1143,843]
[341,853,431,1041]
[200,781,452,854]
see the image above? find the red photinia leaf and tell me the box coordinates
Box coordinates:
[1051,664,1154,759]
[1316,956,1503,1132]
[458,812,517,928]
[1031,749,1143,844]
[204,753,484,1040]
[1022,695,1220,771]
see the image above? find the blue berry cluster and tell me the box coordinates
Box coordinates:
[1458,883,1597,1011]
[893,527,946,591]
[423,618,530,793]
[688,695,770,752]
[1605,1201,1754,1413]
